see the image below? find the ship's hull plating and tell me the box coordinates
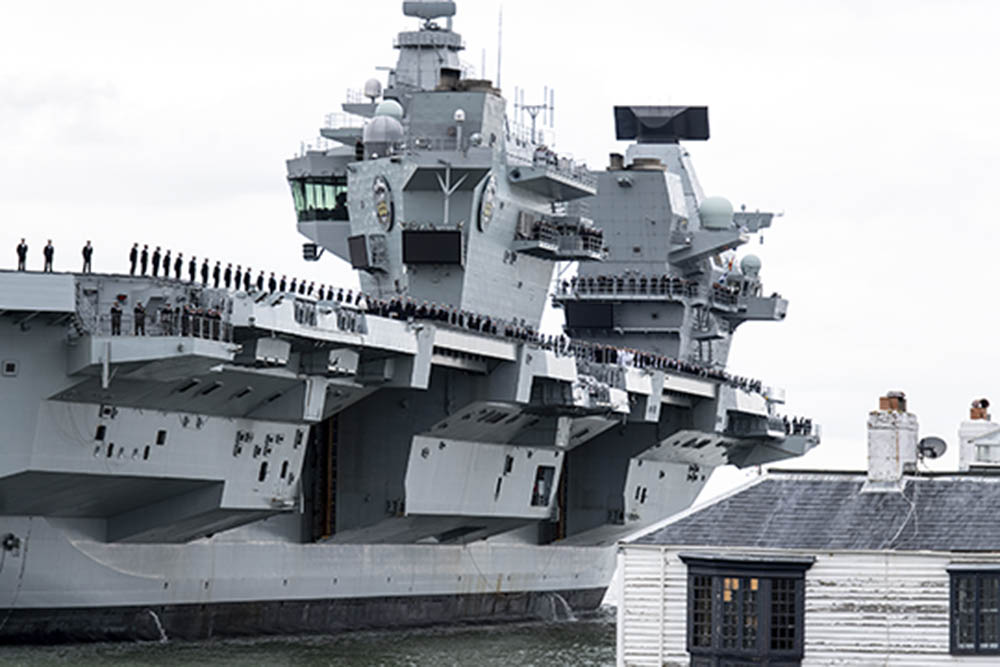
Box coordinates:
[0,517,615,644]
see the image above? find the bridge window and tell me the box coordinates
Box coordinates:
[289,178,348,222]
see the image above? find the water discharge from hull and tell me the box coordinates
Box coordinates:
[146,610,168,643]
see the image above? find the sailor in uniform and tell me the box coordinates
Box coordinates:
[16,239,27,271]
[82,241,93,273]
[43,240,54,272]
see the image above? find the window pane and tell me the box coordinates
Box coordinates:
[981,576,999,650]
[290,182,305,212]
[306,183,317,209]
[770,577,797,651]
[957,576,976,650]
[741,577,758,649]
[691,575,712,648]
[721,577,739,649]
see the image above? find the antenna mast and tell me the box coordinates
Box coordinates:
[496,5,503,89]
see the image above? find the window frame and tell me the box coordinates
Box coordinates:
[681,555,812,664]
[949,566,1000,655]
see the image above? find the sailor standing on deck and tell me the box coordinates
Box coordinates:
[43,240,54,272]
[234,265,242,290]
[81,241,93,273]
[174,252,183,280]
[201,258,209,285]
[151,246,161,277]
[162,249,171,279]
[110,300,122,335]
[134,302,145,335]
[268,272,277,294]
[140,244,149,275]
[188,256,197,282]
[129,243,138,275]
[243,268,252,292]
[224,263,233,289]
[213,261,221,288]
[16,239,27,271]
[256,270,264,292]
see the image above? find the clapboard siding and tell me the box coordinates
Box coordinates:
[618,545,1000,666]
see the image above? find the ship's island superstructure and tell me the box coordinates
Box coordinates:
[0,1,818,642]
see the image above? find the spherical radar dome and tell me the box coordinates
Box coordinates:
[740,254,762,277]
[363,115,405,144]
[374,99,404,121]
[699,196,734,230]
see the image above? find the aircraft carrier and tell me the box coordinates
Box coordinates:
[0,1,819,642]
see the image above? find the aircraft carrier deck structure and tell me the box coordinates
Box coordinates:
[0,1,819,642]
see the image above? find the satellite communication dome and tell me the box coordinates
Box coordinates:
[374,99,404,121]
[740,254,762,277]
[363,78,383,101]
[363,115,405,145]
[700,196,734,230]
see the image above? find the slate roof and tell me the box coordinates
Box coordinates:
[632,472,1000,552]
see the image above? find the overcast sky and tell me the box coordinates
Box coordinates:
[3,1,1000,498]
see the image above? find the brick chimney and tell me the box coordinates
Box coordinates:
[959,398,994,471]
[865,391,918,490]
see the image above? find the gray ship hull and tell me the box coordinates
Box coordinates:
[0,516,614,643]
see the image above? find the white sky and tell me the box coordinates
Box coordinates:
[3,0,1000,498]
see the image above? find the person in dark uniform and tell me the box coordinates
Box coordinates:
[129,242,138,275]
[289,278,298,294]
[307,281,315,297]
[174,252,183,280]
[140,244,149,275]
[213,261,221,288]
[268,272,277,294]
[16,238,27,271]
[256,270,264,292]
[297,280,306,295]
[81,241,93,273]
[162,249,171,279]
[43,240,54,272]
[110,301,122,335]
[279,275,287,293]
[188,255,197,282]
[161,303,173,335]
[234,265,242,290]
[224,263,233,289]
[200,258,209,285]
[134,302,145,335]
[243,267,252,292]
[151,246,161,277]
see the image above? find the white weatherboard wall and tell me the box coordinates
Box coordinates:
[617,545,1000,666]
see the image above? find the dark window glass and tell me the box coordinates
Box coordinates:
[684,560,807,663]
[771,577,797,651]
[691,575,712,648]
[952,571,1000,654]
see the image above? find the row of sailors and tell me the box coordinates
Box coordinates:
[126,243,367,303]
[108,301,228,340]
[783,416,814,436]
[560,274,701,296]
[362,296,764,395]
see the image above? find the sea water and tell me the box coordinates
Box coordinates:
[0,610,615,666]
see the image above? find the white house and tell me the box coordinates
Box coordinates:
[617,392,1000,666]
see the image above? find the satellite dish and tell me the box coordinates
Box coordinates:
[918,436,947,460]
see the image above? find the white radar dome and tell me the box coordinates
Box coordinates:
[363,115,404,144]
[740,254,762,277]
[363,78,383,101]
[374,99,404,121]
[699,196,734,230]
